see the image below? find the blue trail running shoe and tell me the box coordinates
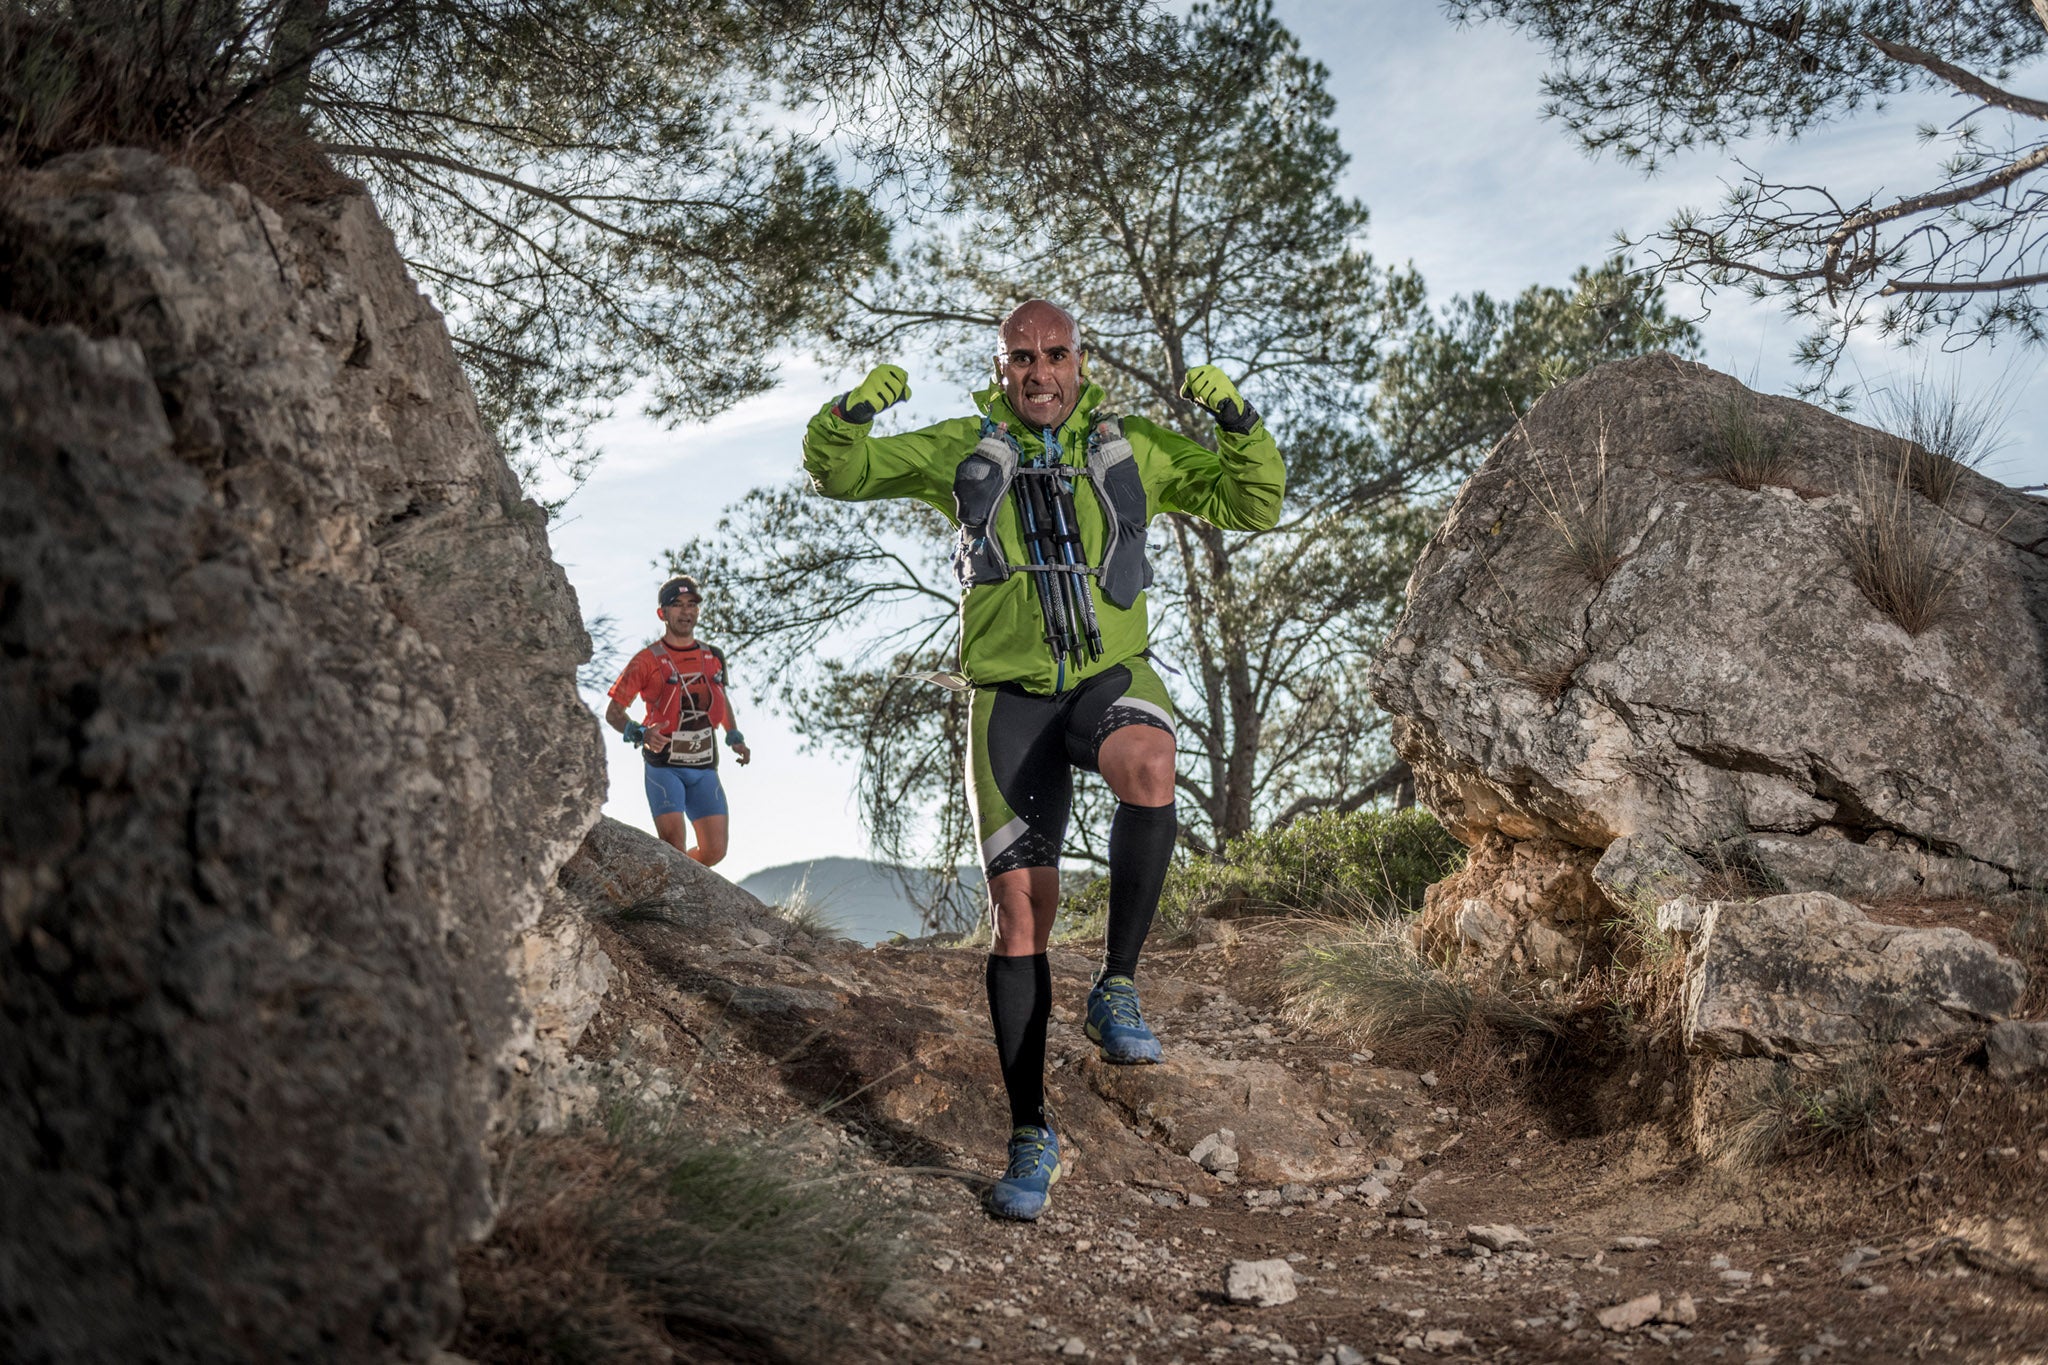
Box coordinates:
[986,1124,1061,1221]
[1086,974,1164,1064]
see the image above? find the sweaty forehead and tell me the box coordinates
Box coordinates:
[999,303,1078,351]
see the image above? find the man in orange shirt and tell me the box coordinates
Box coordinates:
[605,574,752,865]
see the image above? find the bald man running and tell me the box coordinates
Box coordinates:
[801,301,1284,1221]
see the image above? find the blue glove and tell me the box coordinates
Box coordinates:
[621,720,646,747]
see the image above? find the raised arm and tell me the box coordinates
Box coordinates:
[801,364,960,511]
[1131,366,1286,531]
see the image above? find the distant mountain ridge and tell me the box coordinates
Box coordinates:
[739,857,984,946]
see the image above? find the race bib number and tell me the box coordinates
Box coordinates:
[666,726,716,768]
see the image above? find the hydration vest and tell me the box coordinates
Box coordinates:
[950,413,1153,609]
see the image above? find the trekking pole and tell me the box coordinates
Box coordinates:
[1045,471,1102,659]
[1012,465,1073,665]
[1032,429,1089,663]
[1018,464,1076,661]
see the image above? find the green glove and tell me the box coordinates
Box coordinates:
[1180,364,1259,435]
[839,364,911,424]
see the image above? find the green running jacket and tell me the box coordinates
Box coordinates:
[802,380,1285,694]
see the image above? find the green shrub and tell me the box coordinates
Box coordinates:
[1159,807,1464,927]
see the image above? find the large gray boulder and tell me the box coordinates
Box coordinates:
[1371,355,2048,971]
[0,151,605,1361]
[1683,893,2025,1057]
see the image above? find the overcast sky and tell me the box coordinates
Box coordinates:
[546,3,2048,882]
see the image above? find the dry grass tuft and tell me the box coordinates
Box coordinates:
[1706,391,1791,490]
[1480,565,1590,702]
[775,871,846,940]
[1709,1053,1893,1175]
[0,13,348,206]
[1845,445,1967,636]
[1697,837,1787,900]
[1521,419,1627,585]
[1589,891,1689,1039]
[457,1113,907,1365]
[1501,643,1590,703]
[1870,373,2008,506]
[2007,899,2048,1017]
[1282,917,1558,1050]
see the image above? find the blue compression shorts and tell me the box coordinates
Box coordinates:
[643,764,728,822]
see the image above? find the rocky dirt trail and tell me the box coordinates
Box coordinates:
[562,827,2048,1365]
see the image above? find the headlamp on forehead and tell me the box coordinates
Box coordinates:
[657,575,702,609]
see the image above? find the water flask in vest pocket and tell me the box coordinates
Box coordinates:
[666,725,716,768]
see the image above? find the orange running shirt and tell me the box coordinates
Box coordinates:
[609,640,732,768]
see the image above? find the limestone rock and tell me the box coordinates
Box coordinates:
[1594,832,1707,912]
[1224,1259,1298,1307]
[1416,833,1605,976]
[1372,355,2048,918]
[1684,893,2024,1057]
[1656,896,1706,937]
[559,816,777,935]
[1084,1053,1391,1185]
[0,150,605,1360]
[507,884,618,1130]
[1987,1020,2048,1084]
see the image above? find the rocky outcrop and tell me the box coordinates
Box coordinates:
[1371,354,2048,978]
[1680,893,2025,1057]
[0,150,605,1361]
[1374,355,2048,887]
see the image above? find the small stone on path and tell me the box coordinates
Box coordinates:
[1466,1224,1532,1252]
[1597,1293,1662,1332]
[1190,1129,1240,1173]
[1658,1293,1698,1325]
[1225,1258,1299,1307]
[1609,1235,1661,1251]
[1060,1337,1086,1356]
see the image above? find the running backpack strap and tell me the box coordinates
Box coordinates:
[952,420,1019,588]
[1084,415,1153,610]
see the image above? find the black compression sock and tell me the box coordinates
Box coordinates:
[1102,801,1176,982]
[986,953,1052,1130]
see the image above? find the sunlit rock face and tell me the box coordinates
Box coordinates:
[1372,353,2048,980]
[0,150,605,1361]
